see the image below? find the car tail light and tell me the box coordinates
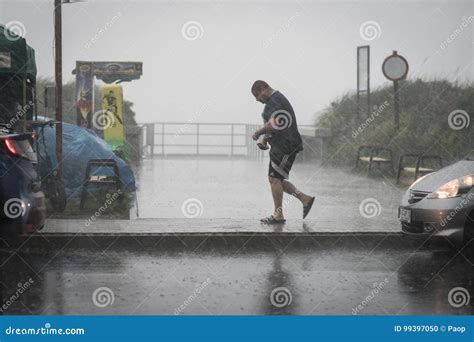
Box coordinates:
[2,137,37,162]
[4,138,18,155]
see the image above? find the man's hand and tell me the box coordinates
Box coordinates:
[253,119,277,140]
[252,130,261,141]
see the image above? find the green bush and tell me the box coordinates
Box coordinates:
[316,79,474,167]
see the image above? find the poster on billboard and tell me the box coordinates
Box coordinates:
[75,62,94,127]
[100,84,125,150]
[74,61,142,128]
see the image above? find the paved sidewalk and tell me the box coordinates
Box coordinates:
[134,158,404,225]
[41,216,401,234]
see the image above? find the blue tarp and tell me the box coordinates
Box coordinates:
[35,119,136,198]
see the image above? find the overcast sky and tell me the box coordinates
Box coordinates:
[1,0,472,125]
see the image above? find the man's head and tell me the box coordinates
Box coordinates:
[251,80,274,104]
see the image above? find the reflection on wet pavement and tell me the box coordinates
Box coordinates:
[1,245,472,315]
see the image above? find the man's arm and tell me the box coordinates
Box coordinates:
[252,117,277,140]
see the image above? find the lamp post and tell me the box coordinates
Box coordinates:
[54,0,63,177]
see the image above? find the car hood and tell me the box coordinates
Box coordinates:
[410,159,474,192]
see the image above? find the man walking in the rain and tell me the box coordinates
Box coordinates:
[251,80,315,224]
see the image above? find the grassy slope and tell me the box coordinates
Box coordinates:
[315,79,474,168]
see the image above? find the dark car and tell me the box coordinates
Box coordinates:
[399,155,474,248]
[0,129,46,239]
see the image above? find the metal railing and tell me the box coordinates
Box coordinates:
[139,122,323,161]
[141,122,264,159]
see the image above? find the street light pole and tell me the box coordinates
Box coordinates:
[54,0,63,178]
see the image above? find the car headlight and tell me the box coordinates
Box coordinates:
[428,175,473,199]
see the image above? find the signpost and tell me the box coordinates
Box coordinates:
[357,46,370,119]
[382,50,409,130]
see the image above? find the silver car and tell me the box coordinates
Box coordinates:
[399,155,474,247]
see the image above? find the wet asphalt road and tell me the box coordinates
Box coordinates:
[1,242,472,315]
[1,158,471,316]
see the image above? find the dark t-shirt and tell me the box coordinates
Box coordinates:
[261,91,303,154]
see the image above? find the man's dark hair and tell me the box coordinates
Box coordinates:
[251,80,270,94]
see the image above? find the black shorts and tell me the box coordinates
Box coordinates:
[268,150,298,180]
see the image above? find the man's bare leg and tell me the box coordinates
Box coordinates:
[282,179,313,206]
[268,176,284,220]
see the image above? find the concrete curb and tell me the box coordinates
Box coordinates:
[4,232,432,252]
